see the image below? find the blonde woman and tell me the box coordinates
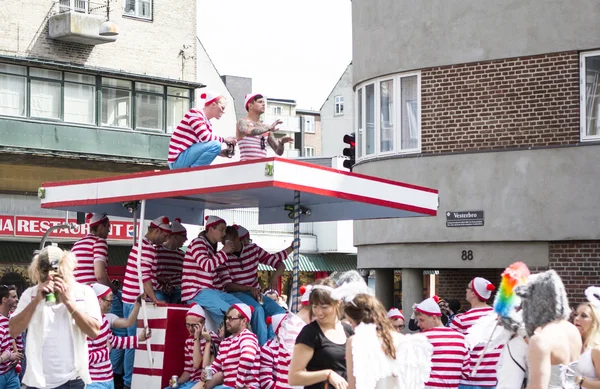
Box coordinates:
[288,279,353,389]
[574,287,600,388]
[9,246,102,389]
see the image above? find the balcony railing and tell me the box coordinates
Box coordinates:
[207,208,313,235]
[58,0,89,13]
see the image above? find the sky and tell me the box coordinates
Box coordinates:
[197,0,353,111]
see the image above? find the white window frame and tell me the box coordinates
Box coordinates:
[304,146,316,157]
[334,95,344,116]
[303,116,315,133]
[123,0,152,20]
[272,106,282,115]
[355,71,421,162]
[580,50,600,142]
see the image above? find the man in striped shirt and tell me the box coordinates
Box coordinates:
[221,225,290,346]
[205,303,260,389]
[181,215,243,326]
[259,313,301,389]
[237,93,294,161]
[0,285,22,389]
[72,213,114,291]
[415,296,471,389]
[121,216,170,389]
[168,90,237,169]
[156,218,187,304]
[450,277,500,389]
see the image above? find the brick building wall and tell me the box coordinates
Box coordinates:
[0,0,197,81]
[436,268,503,311]
[420,51,580,154]
[304,116,322,156]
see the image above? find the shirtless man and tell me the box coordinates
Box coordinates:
[236,93,294,161]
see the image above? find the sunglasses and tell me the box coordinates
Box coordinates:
[226,316,243,321]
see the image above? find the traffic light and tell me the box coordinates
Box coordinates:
[342,133,356,171]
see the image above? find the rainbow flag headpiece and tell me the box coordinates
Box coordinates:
[493,261,530,318]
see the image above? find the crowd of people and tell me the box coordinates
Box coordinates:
[0,209,599,389]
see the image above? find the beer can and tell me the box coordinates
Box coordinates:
[205,366,213,381]
[169,375,178,388]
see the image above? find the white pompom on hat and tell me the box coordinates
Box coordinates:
[187,303,205,319]
[86,212,108,227]
[472,277,495,301]
[170,218,187,236]
[415,296,442,317]
[204,215,225,230]
[387,308,405,321]
[232,303,253,321]
[91,283,111,299]
[233,224,250,240]
[244,93,263,111]
[266,313,287,334]
[200,90,224,107]
[150,216,170,233]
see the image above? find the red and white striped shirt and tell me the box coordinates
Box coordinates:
[88,315,138,382]
[211,329,260,389]
[122,237,157,304]
[168,108,223,164]
[213,264,233,292]
[239,134,268,161]
[156,245,185,290]
[183,336,208,382]
[422,327,470,389]
[259,338,292,389]
[72,234,109,285]
[181,235,229,302]
[226,244,287,289]
[450,306,501,387]
[0,320,14,375]
[0,315,22,352]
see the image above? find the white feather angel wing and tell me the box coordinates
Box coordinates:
[465,313,512,352]
[352,324,433,389]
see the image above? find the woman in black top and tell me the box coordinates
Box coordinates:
[289,278,353,389]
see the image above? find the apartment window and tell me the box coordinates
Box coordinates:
[30,68,62,120]
[135,82,163,131]
[124,0,152,20]
[0,64,27,117]
[272,106,282,115]
[335,95,344,115]
[304,116,315,133]
[102,78,132,128]
[582,51,600,141]
[304,146,316,157]
[167,87,190,133]
[64,73,95,124]
[356,72,420,160]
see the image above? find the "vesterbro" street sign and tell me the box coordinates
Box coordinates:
[446,210,484,227]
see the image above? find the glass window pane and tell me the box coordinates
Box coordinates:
[365,84,375,155]
[101,77,132,89]
[64,83,95,124]
[136,93,164,130]
[357,88,363,159]
[136,82,163,94]
[64,72,95,84]
[0,63,26,76]
[31,80,61,119]
[401,76,419,150]
[167,86,190,98]
[102,87,131,127]
[30,68,62,80]
[167,96,189,133]
[585,55,600,137]
[380,79,394,153]
[0,74,26,117]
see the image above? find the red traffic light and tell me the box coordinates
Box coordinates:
[343,133,355,147]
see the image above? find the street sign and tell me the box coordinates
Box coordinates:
[446,210,484,227]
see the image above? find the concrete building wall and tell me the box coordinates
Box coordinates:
[321,64,354,157]
[0,0,197,81]
[221,75,252,120]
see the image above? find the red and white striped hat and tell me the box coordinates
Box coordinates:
[200,90,224,107]
[387,308,404,321]
[300,285,312,306]
[150,216,170,233]
[233,224,250,240]
[472,277,495,301]
[170,218,187,236]
[86,212,108,227]
[244,93,263,111]
[232,303,254,321]
[187,303,205,319]
[415,296,442,317]
[266,313,287,334]
[91,283,111,299]
[205,215,225,230]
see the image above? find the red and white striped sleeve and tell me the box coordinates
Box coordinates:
[190,112,223,143]
[235,332,259,388]
[93,238,109,264]
[210,338,226,374]
[257,246,287,269]
[215,265,232,290]
[183,338,195,374]
[192,240,228,273]
[0,326,12,375]
[110,334,138,349]
[450,313,466,333]
[88,341,109,365]
[259,339,277,389]
[462,348,472,380]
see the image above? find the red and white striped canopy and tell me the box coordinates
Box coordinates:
[39,158,438,224]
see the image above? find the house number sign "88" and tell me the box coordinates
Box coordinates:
[461,250,473,261]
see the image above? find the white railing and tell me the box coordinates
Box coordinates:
[264,114,301,133]
[58,0,89,13]
[207,208,313,235]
